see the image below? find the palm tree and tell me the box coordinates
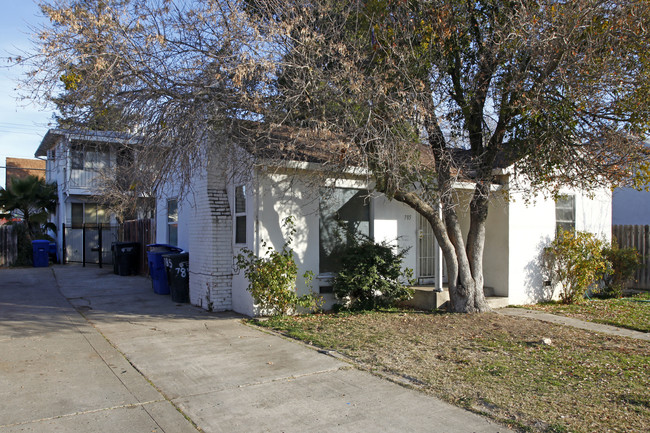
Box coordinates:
[0,175,57,238]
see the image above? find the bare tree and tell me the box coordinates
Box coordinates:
[19,0,275,193]
[18,0,650,312]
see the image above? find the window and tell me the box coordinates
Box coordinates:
[70,143,109,170]
[234,186,246,244]
[319,188,370,273]
[70,202,111,227]
[167,199,178,246]
[556,195,575,233]
[71,148,84,170]
[71,203,84,226]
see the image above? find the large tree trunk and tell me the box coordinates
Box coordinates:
[393,187,491,313]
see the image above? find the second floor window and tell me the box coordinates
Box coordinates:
[70,144,109,170]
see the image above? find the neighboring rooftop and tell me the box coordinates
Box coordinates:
[35,129,141,157]
[4,157,46,187]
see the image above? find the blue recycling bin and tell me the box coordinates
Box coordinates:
[147,244,183,295]
[32,240,50,267]
[48,242,58,264]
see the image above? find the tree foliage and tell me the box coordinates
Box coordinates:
[247,0,650,312]
[19,0,273,192]
[0,175,57,239]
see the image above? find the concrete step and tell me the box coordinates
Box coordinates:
[486,296,509,309]
[402,286,509,311]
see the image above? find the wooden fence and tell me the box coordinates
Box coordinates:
[612,225,650,289]
[0,225,17,267]
[120,218,155,275]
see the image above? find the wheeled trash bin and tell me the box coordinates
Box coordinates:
[163,252,189,303]
[146,244,183,295]
[32,240,50,267]
[112,242,139,276]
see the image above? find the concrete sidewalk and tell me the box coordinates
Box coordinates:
[2,265,512,432]
[498,307,650,341]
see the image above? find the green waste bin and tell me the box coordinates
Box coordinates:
[163,252,189,303]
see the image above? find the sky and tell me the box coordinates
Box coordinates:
[0,1,53,188]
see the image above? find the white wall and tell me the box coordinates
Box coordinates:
[372,195,418,275]
[507,193,556,305]
[447,189,510,297]
[612,187,650,225]
[507,186,612,305]
[248,169,418,313]
[154,180,193,251]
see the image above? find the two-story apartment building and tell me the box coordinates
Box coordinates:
[35,129,140,264]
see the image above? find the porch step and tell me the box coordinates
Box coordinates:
[485,296,510,309]
[402,286,509,311]
[402,286,449,310]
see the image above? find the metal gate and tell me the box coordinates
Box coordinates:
[62,223,119,267]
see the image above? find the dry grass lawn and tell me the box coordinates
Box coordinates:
[254,311,650,433]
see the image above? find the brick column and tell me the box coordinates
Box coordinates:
[188,180,234,311]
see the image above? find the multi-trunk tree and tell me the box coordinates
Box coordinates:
[19,0,650,312]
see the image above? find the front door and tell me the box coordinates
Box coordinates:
[417,213,446,285]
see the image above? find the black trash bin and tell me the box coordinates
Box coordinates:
[111,242,118,274]
[163,252,189,303]
[112,242,139,276]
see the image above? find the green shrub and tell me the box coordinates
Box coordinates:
[235,216,322,316]
[542,230,610,304]
[600,242,641,298]
[333,238,414,311]
[13,223,34,266]
[10,222,55,267]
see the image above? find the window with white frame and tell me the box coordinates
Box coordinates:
[234,185,246,244]
[319,187,370,273]
[555,195,575,233]
[167,199,178,246]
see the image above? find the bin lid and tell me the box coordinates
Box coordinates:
[32,240,50,245]
[147,244,183,253]
[162,252,189,259]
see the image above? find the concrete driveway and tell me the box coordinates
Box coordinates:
[0,265,512,433]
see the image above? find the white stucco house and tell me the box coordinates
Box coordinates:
[35,129,140,264]
[155,128,612,316]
